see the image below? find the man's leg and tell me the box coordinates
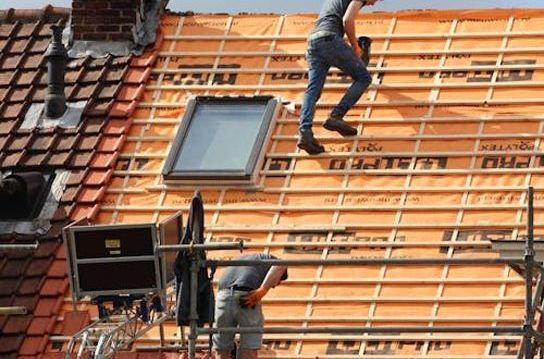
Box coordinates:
[298,48,330,155]
[323,37,371,136]
[213,291,237,358]
[238,304,264,358]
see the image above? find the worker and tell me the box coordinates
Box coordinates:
[213,253,288,359]
[297,0,381,155]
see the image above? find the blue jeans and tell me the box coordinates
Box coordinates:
[299,34,371,132]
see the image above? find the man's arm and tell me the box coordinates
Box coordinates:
[240,265,288,308]
[343,1,365,55]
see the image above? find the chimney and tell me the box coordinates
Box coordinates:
[71,0,140,42]
[44,25,67,119]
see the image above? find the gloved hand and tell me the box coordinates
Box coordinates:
[239,287,268,309]
[357,36,372,67]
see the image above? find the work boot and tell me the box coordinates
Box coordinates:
[323,116,358,137]
[297,129,325,155]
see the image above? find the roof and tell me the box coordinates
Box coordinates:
[66,7,543,357]
[0,7,160,358]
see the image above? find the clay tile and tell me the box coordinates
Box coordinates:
[3,315,32,334]
[7,86,31,102]
[111,56,131,66]
[17,277,43,295]
[77,188,105,203]
[0,119,18,135]
[65,69,82,84]
[33,297,59,316]
[31,85,47,101]
[61,186,79,203]
[90,153,117,169]
[26,258,53,277]
[81,118,104,134]
[40,278,67,296]
[109,101,136,118]
[1,54,23,70]
[67,57,87,69]
[2,102,26,118]
[28,317,54,336]
[71,204,99,221]
[98,83,120,100]
[47,259,66,278]
[20,336,46,355]
[8,134,33,151]
[0,278,20,296]
[22,152,48,167]
[70,151,93,168]
[48,151,72,167]
[54,134,77,151]
[88,57,109,69]
[7,38,30,53]
[80,68,103,83]
[117,84,144,102]
[105,66,127,82]
[1,151,25,168]
[52,205,69,222]
[85,169,112,186]
[54,244,66,260]
[123,67,151,84]
[0,258,28,277]
[86,99,113,116]
[0,71,14,86]
[130,51,157,68]
[0,335,23,354]
[61,311,90,336]
[30,134,56,151]
[114,352,140,359]
[34,240,60,258]
[0,86,8,102]
[0,23,16,38]
[15,23,38,38]
[103,119,129,135]
[77,135,100,151]
[66,170,87,186]
[16,70,39,86]
[97,136,124,153]
[28,37,50,53]
[21,53,44,69]
[70,84,99,101]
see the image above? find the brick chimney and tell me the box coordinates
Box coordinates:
[72,0,139,42]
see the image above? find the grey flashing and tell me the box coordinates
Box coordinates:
[0,170,70,235]
[21,101,87,130]
[68,40,134,58]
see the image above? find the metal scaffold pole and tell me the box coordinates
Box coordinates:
[524,186,535,358]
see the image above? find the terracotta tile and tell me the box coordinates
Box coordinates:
[109,101,136,118]
[0,119,18,134]
[27,317,54,335]
[97,135,125,153]
[70,84,98,101]
[31,134,56,151]
[28,37,50,53]
[0,135,9,151]
[0,23,16,38]
[25,258,53,277]
[7,86,31,102]
[61,311,90,335]
[40,278,67,296]
[15,23,38,38]
[1,151,25,167]
[52,206,69,221]
[69,151,93,168]
[77,135,100,151]
[117,84,144,102]
[98,83,120,100]
[88,57,109,69]
[65,69,82,84]
[90,153,117,169]
[77,188,105,203]
[131,51,157,68]
[103,119,129,135]
[41,353,64,359]
[86,99,113,116]
[2,102,25,118]
[60,186,79,203]
[54,244,67,260]
[47,259,66,278]
[0,86,9,101]
[71,204,99,221]
[0,258,28,277]
[0,71,14,86]
[111,56,131,66]
[1,54,23,70]
[19,336,44,355]
[81,117,104,134]
[20,53,44,69]
[7,38,30,53]
[17,277,43,295]
[31,85,47,101]
[80,68,103,83]
[123,67,151,84]
[105,66,127,82]
[0,335,23,354]
[34,240,60,258]
[16,70,39,86]
[3,315,32,334]
[0,278,20,295]
[33,297,60,317]
[22,152,48,167]
[67,56,88,69]
[47,151,72,166]
[84,169,112,186]
[55,135,78,151]
[8,134,33,151]
[66,170,88,186]
[114,353,139,359]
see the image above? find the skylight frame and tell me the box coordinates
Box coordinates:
[162,96,279,185]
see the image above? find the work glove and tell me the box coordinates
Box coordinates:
[357,36,372,67]
[239,287,268,309]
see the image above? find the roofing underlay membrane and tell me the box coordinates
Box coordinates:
[60,8,544,358]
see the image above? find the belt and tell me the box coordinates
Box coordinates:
[226,285,254,292]
[308,30,337,41]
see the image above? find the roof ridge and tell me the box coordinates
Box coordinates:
[0,5,70,24]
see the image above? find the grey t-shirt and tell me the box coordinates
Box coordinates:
[218,253,288,290]
[312,0,364,37]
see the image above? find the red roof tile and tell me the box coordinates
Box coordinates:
[47,260,66,279]
[27,317,54,335]
[17,277,42,296]
[40,278,67,296]
[19,336,46,355]
[77,188,105,203]
[61,311,90,335]
[0,335,23,354]
[3,315,32,334]
[130,51,158,68]
[109,101,137,117]
[33,297,61,317]
[123,67,151,84]
[84,169,113,186]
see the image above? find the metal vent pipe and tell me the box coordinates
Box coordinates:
[44,25,67,119]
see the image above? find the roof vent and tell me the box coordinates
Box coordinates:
[0,172,48,220]
[45,25,68,119]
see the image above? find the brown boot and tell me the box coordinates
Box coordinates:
[323,116,358,137]
[297,130,325,155]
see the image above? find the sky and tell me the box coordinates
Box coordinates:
[2,0,542,13]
